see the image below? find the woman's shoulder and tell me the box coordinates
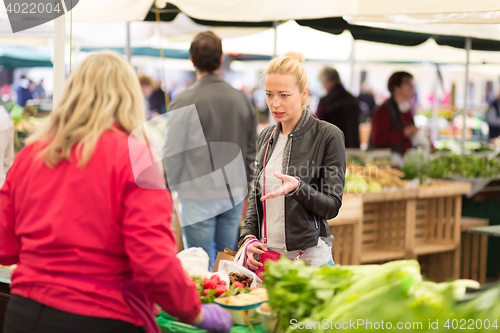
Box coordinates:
[311,117,344,140]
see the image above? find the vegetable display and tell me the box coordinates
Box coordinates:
[263,258,500,332]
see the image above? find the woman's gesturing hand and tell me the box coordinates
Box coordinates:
[260,173,299,201]
[246,242,268,271]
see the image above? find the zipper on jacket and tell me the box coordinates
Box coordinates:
[313,214,319,229]
[255,168,264,240]
[284,134,293,252]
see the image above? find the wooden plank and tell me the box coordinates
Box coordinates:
[445,197,453,242]
[396,201,403,247]
[352,205,363,265]
[480,235,488,284]
[437,197,444,242]
[471,233,479,282]
[334,226,341,264]
[342,225,350,265]
[363,188,418,203]
[361,249,406,263]
[405,199,416,259]
[414,243,456,255]
[417,181,471,198]
[427,199,436,241]
[461,217,490,231]
[453,196,462,279]
[462,232,471,279]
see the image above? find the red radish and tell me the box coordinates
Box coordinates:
[203,289,210,296]
[217,281,226,286]
[203,278,218,290]
[210,275,220,282]
[215,286,228,297]
[233,282,244,289]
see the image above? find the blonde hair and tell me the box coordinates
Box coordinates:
[27,51,146,168]
[264,51,309,110]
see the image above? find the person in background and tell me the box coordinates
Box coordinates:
[486,87,500,140]
[241,52,345,270]
[33,79,46,100]
[0,51,231,333]
[369,71,418,156]
[149,81,167,116]
[15,75,33,107]
[316,67,360,148]
[138,74,155,119]
[0,105,14,188]
[163,31,256,270]
[358,82,376,123]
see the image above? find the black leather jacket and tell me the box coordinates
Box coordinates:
[239,112,346,251]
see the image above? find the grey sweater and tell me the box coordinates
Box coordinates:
[163,74,256,200]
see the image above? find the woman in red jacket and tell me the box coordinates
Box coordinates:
[0,52,231,333]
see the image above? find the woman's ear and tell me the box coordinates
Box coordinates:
[301,88,308,101]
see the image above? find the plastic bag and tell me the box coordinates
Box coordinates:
[176,247,210,277]
[217,260,262,288]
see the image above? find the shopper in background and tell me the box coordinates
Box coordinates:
[149,80,167,116]
[138,74,155,119]
[0,105,14,188]
[316,67,360,148]
[242,52,346,270]
[15,75,32,107]
[164,31,256,270]
[358,82,376,123]
[486,87,500,140]
[0,51,231,333]
[32,79,46,100]
[369,71,418,156]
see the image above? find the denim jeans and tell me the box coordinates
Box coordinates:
[181,198,243,271]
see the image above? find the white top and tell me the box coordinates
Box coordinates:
[260,132,331,266]
[0,106,14,188]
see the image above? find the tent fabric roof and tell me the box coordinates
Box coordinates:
[0,45,52,68]
[296,17,500,51]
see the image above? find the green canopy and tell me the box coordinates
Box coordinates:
[0,46,53,68]
[145,4,500,52]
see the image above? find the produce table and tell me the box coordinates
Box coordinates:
[330,180,472,282]
[157,312,266,333]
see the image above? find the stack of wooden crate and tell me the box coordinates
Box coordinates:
[329,180,472,282]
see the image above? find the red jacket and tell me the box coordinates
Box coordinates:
[370,105,413,154]
[0,129,201,326]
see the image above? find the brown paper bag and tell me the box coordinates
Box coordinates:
[214,247,237,272]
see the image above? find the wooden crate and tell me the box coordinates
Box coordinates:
[415,181,471,280]
[461,217,489,284]
[328,195,362,265]
[418,251,456,283]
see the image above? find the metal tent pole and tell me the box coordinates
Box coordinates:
[349,39,356,92]
[461,37,472,153]
[53,14,66,107]
[272,21,278,59]
[125,22,132,62]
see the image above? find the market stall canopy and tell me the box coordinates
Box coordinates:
[0,45,52,68]
[296,17,500,51]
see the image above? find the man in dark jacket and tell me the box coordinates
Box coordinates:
[486,88,500,140]
[316,67,360,148]
[163,31,256,270]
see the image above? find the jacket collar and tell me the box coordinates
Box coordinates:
[273,109,314,140]
[198,73,224,83]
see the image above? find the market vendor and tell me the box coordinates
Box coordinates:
[0,52,231,333]
[240,51,346,270]
[486,87,500,140]
[369,71,418,156]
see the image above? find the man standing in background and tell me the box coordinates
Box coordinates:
[0,105,14,187]
[164,31,256,270]
[316,67,360,148]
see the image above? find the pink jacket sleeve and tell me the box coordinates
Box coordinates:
[0,161,20,265]
[121,141,201,323]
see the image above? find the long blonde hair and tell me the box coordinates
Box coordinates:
[264,51,310,110]
[27,51,146,168]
